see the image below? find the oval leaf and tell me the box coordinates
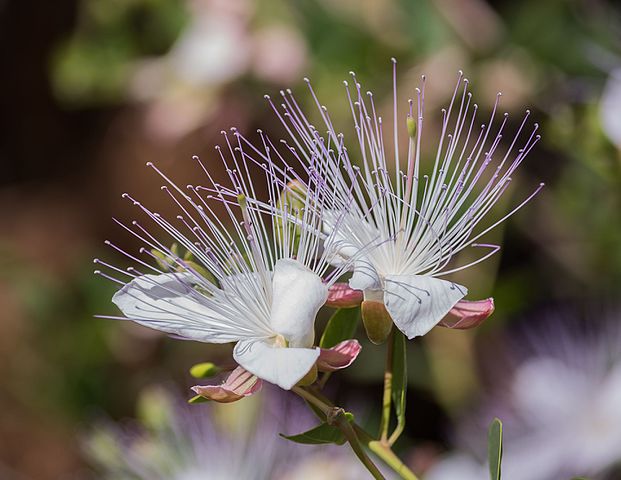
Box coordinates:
[280,412,354,446]
[281,422,346,445]
[488,417,503,480]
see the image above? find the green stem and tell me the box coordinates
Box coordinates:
[318,371,332,389]
[355,426,420,480]
[379,329,394,442]
[292,386,332,414]
[293,387,385,480]
[293,386,420,480]
[337,416,386,480]
[388,418,405,446]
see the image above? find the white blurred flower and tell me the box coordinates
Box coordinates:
[431,309,621,480]
[424,453,485,480]
[83,388,354,480]
[600,68,621,148]
[169,6,251,87]
[252,26,308,85]
[85,388,394,480]
[282,451,393,480]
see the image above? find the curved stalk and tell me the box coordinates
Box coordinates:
[293,386,419,480]
[292,387,385,480]
[379,330,395,442]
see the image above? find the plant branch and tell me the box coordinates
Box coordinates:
[354,426,420,480]
[293,387,385,480]
[293,386,419,480]
[379,329,394,443]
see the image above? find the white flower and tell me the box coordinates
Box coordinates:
[85,388,391,480]
[497,314,621,479]
[436,309,621,480]
[600,68,621,148]
[96,131,359,391]
[260,59,542,339]
[424,454,485,480]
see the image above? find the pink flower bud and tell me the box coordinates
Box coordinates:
[326,283,363,308]
[191,366,262,403]
[317,339,362,372]
[438,298,495,330]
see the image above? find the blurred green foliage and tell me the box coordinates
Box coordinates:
[52,0,187,105]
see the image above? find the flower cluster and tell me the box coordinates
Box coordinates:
[97,59,540,478]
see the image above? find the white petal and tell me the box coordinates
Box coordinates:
[322,209,357,267]
[383,274,467,338]
[348,258,381,291]
[112,273,245,343]
[269,258,327,347]
[233,338,319,390]
[323,210,381,270]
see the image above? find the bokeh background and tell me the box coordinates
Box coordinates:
[1,0,621,478]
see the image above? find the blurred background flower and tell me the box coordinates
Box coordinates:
[426,305,621,479]
[1,0,621,478]
[84,386,391,479]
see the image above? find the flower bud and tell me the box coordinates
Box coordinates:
[326,283,363,308]
[276,180,307,251]
[406,115,416,138]
[438,298,495,330]
[361,300,393,344]
[189,362,221,379]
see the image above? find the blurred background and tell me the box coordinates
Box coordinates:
[1,0,621,478]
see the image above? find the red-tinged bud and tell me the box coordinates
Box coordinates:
[361,300,393,344]
[191,366,262,403]
[326,283,363,308]
[438,298,495,330]
[317,339,362,372]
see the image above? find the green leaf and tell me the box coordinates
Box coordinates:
[187,394,209,404]
[391,330,407,441]
[320,307,360,348]
[189,362,221,379]
[488,417,503,480]
[280,413,354,445]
